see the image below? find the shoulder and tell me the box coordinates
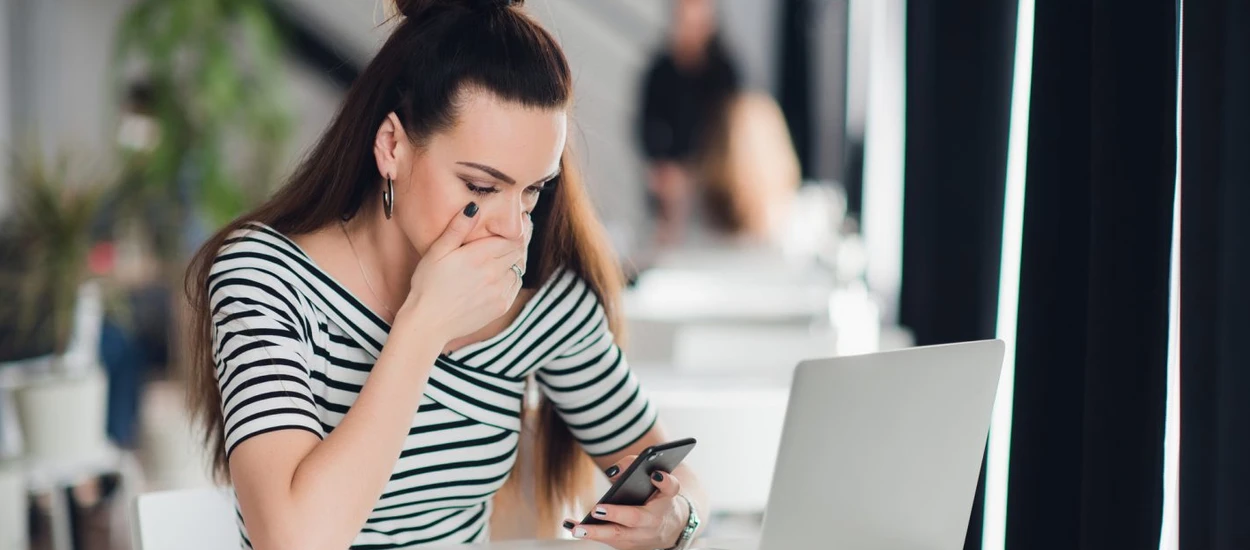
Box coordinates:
[529,268,613,342]
[207,223,310,317]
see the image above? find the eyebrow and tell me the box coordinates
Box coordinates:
[457,161,560,186]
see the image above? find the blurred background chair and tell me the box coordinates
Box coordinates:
[130,489,238,550]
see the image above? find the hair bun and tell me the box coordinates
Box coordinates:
[469,0,523,9]
[392,0,522,19]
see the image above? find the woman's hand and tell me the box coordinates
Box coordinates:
[563,455,691,550]
[399,202,531,343]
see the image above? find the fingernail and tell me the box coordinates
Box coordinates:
[573,527,587,539]
[463,202,479,217]
[562,520,575,530]
[593,507,607,517]
[604,465,620,478]
[652,471,664,482]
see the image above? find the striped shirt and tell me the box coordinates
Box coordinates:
[209,223,658,549]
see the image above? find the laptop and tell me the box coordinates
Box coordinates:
[714,339,1005,550]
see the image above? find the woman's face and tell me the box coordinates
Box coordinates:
[376,90,567,257]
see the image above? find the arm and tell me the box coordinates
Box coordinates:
[221,291,445,550]
[535,281,709,549]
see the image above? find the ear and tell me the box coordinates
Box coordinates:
[373,112,407,181]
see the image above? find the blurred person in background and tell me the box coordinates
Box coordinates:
[637,0,740,247]
[184,1,708,550]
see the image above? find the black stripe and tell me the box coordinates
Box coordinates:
[590,414,660,457]
[367,501,484,523]
[212,295,295,328]
[575,405,654,448]
[433,358,523,399]
[386,446,517,483]
[220,358,308,392]
[211,264,313,340]
[398,430,513,459]
[225,407,322,442]
[504,290,601,377]
[562,384,644,431]
[215,309,265,328]
[310,369,363,393]
[409,418,476,436]
[539,347,622,393]
[311,342,375,372]
[216,327,301,359]
[220,340,281,367]
[210,276,301,326]
[502,284,593,374]
[425,378,519,419]
[549,369,632,415]
[350,505,485,549]
[225,389,316,422]
[375,483,506,510]
[540,334,612,376]
[358,505,473,537]
[369,494,496,520]
[225,424,323,459]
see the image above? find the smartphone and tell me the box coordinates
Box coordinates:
[580,438,697,526]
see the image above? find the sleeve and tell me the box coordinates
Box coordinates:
[209,268,325,458]
[537,291,658,457]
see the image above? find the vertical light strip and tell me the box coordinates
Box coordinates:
[1159,2,1183,548]
[859,0,907,323]
[982,0,1036,548]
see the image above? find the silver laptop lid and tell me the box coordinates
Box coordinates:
[758,340,1005,550]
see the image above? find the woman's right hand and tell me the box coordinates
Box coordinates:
[399,202,531,345]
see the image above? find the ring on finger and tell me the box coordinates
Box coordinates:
[510,263,524,280]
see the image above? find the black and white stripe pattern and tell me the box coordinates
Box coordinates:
[209,223,657,549]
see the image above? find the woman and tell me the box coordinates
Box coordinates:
[184,1,707,549]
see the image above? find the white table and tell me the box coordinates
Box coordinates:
[465,538,755,549]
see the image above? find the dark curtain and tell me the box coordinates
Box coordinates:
[1005,1,1176,549]
[1179,0,1250,548]
[778,0,813,179]
[899,2,1017,547]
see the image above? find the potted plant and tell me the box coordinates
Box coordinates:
[0,148,122,465]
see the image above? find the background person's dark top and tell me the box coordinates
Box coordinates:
[637,39,741,164]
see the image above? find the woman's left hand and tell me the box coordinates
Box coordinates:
[563,455,689,550]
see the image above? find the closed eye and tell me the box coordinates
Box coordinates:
[463,180,500,195]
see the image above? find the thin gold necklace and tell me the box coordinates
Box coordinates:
[339,220,396,317]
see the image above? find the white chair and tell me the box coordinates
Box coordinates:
[132,488,241,550]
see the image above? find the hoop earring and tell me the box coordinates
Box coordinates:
[382,177,395,220]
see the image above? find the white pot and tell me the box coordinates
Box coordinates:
[0,461,28,550]
[14,366,109,464]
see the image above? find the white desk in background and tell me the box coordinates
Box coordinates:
[465,539,755,550]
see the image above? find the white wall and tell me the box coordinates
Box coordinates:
[0,0,12,215]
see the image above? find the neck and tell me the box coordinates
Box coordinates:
[342,205,420,312]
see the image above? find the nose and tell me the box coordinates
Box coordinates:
[483,199,526,240]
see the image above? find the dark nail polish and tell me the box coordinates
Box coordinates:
[652,471,664,482]
[562,520,575,530]
[463,202,479,217]
[605,465,620,478]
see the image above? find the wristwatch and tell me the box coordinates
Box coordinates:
[666,494,700,550]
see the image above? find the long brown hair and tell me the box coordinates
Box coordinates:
[185,0,617,534]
